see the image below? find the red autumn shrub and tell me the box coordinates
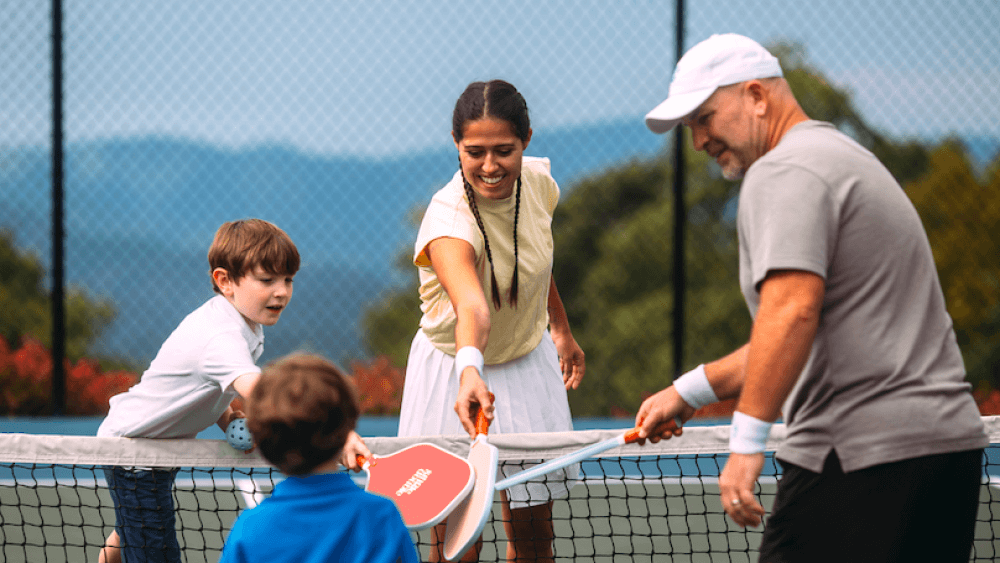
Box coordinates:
[0,335,10,373]
[65,359,139,415]
[0,334,138,415]
[975,386,1000,416]
[350,355,404,415]
[2,337,50,414]
[13,337,52,384]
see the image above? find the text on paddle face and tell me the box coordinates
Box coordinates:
[396,468,432,496]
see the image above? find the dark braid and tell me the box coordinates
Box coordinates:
[461,169,503,310]
[509,176,521,307]
[453,79,531,310]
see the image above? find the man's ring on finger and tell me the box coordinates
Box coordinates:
[731,498,741,506]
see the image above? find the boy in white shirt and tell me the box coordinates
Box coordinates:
[96,218,369,563]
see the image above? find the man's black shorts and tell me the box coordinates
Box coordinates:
[759,448,982,563]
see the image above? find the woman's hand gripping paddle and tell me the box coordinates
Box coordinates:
[357,442,475,530]
[443,396,499,561]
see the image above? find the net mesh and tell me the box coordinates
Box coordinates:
[2,418,1000,562]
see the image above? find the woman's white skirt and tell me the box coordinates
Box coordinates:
[398,330,578,509]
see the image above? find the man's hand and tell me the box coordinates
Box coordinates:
[719,452,767,527]
[635,386,694,443]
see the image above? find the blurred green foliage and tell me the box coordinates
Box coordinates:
[0,229,116,362]
[906,142,1000,392]
[360,249,423,369]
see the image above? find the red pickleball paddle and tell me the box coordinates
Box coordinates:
[357,442,475,530]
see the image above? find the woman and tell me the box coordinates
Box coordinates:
[397,79,585,562]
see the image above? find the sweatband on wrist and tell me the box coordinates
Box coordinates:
[672,364,719,409]
[729,411,773,454]
[454,346,484,379]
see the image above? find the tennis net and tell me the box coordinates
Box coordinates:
[2,417,999,562]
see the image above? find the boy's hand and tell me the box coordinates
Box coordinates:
[339,431,371,472]
[217,407,237,432]
[216,405,248,430]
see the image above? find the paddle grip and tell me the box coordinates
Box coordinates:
[624,416,684,444]
[474,392,495,436]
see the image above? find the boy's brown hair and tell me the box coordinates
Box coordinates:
[248,354,359,476]
[208,219,300,294]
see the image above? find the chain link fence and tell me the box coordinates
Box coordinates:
[1,1,997,416]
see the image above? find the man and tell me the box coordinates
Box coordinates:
[636,33,987,562]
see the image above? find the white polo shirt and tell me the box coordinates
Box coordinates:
[98,295,263,439]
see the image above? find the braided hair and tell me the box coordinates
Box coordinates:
[453,80,530,310]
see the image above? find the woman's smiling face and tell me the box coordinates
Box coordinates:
[454,117,532,200]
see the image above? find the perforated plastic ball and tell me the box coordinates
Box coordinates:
[226,418,253,451]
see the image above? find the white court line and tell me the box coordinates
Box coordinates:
[234,478,271,509]
[0,476,281,489]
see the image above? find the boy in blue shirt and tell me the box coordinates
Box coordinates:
[97,219,369,563]
[220,353,419,563]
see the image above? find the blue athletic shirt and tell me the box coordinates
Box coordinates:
[220,472,419,563]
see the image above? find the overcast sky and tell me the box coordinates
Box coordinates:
[2,0,997,157]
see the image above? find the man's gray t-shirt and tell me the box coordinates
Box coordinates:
[738,120,986,473]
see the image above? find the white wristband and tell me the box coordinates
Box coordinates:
[729,411,773,454]
[672,364,718,409]
[455,346,484,379]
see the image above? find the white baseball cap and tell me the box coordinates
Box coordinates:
[645,34,783,134]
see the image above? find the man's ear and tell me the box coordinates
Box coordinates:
[744,80,769,117]
[213,267,236,296]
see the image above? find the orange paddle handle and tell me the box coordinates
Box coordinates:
[474,392,495,436]
[355,454,372,467]
[623,417,683,444]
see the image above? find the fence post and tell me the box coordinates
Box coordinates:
[672,0,686,378]
[51,0,66,415]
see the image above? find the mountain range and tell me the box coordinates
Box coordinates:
[0,120,996,367]
[0,117,666,366]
